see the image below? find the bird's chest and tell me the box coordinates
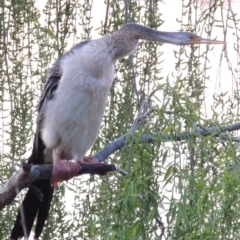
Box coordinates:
[41,51,115,155]
[56,69,113,122]
[46,59,114,137]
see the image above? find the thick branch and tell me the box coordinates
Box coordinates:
[0,163,116,210]
[0,167,31,210]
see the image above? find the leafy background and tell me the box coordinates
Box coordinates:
[1,0,240,239]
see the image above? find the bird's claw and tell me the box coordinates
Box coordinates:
[50,160,81,187]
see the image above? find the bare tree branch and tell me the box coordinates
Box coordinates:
[95,121,240,163]
[0,163,116,210]
[159,121,240,142]
[1,88,240,213]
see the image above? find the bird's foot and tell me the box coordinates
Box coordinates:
[82,156,103,165]
[50,160,81,187]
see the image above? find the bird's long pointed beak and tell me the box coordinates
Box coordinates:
[191,35,226,44]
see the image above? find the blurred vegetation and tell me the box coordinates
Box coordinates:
[1,0,240,239]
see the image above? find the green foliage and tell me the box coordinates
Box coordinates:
[1,0,240,240]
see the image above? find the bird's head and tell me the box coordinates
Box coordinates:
[119,23,225,46]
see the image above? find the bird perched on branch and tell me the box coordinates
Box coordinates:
[11,23,224,239]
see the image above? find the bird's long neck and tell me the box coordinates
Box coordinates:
[104,23,177,62]
[103,30,139,62]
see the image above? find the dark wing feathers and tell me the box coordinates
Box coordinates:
[37,75,60,112]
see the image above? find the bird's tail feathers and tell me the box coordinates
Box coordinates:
[11,135,54,239]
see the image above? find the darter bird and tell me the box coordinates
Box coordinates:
[11,23,224,239]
